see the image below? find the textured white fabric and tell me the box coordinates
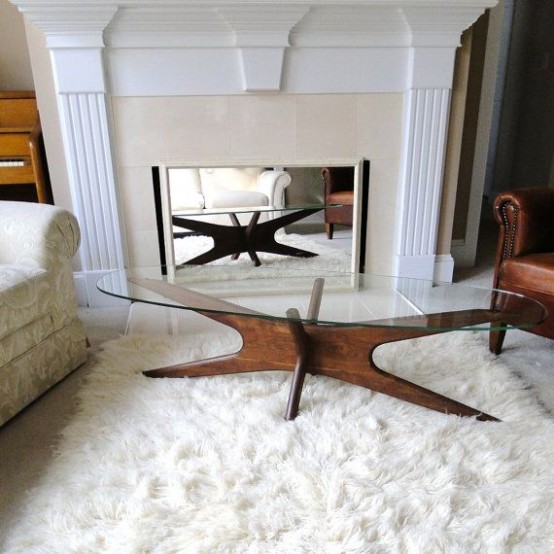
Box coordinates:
[2,328,553,552]
[200,167,262,193]
[0,266,49,341]
[167,168,204,210]
[0,323,87,425]
[0,201,87,426]
[257,170,292,207]
[204,189,269,209]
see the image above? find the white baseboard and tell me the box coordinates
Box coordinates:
[433,254,455,283]
[394,254,454,283]
[74,270,130,308]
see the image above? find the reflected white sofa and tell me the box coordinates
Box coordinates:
[0,201,87,426]
[169,167,292,212]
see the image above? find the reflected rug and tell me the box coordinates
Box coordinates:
[173,232,352,271]
[3,326,554,552]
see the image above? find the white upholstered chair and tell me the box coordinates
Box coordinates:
[0,201,87,426]
[169,167,292,213]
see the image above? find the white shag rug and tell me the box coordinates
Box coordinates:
[4,326,554,553]
[174,232,352,272]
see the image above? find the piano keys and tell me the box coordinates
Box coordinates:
[0,160,25,167]
[0,91,53,204]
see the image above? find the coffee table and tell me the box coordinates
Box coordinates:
[98,267,546,422]
[172,204,339,266]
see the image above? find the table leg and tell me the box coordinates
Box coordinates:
[283,277,325,419]
[244,212,262,265]
[229,213,241,261]
[284,277,326,419]
[284,309,310,421]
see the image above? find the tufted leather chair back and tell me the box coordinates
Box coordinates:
[490,188,554,353]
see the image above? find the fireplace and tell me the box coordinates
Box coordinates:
[12,0,496,306]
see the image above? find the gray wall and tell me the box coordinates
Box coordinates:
[486,0,554,197]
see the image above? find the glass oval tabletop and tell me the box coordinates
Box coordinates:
[172,203,341,217]
[97,265,546,332]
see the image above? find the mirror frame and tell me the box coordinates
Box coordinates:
[153,159,369,273]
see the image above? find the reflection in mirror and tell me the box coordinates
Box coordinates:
[157,163,366,273]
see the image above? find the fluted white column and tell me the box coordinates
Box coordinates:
[33,4,127,306]
[394,87,452,280]
[57,93,124,272]
[50,48,126,305]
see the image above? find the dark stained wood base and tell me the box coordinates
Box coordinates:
[172,207,324,266]
[143,309,500,422]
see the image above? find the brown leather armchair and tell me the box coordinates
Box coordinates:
[490,188,554,354]
[321,166,354,239]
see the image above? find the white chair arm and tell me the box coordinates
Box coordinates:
[256,170,292,207]
[0,201,80,271]
[169,168,205,210]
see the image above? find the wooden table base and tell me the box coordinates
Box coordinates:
[173,207,323,266]
[143,309,500,422]
[130,276,500,422]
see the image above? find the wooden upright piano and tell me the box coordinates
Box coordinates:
[0,91,52,204]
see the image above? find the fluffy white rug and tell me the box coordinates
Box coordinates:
[174,232,352,272]
[4,325,554,552]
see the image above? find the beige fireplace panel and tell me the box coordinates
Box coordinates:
[111,93,402,272]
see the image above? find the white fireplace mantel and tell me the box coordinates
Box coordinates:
[12,0,496,306]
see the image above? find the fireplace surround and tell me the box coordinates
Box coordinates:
[12,0,496,306]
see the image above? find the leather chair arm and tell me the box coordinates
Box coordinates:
[493,188,554,260]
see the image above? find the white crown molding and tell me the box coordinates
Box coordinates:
[402,6,492,46]
[12,1,496,91]
[103,6,234,48]
[13,2,497,48]
[14,4,118,48]
[218,5,309,45]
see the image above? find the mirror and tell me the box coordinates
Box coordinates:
[154,161,368,273]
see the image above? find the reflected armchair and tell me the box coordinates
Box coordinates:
[168,167,292,235]
[169,167,291,212]
[490,188,554,354]
[321,166,354,239]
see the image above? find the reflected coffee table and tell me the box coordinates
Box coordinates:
[172,204,339,266]
[98,266,546,422]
